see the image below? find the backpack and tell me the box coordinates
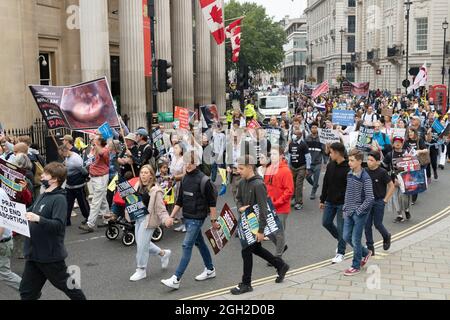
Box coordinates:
[200,174,218,198]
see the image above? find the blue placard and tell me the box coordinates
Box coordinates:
[392,114,400,124]
[432,119,445,134]
[98,122,114,140]
[332,110,355,126]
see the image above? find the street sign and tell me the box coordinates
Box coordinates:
[402,79,410,88]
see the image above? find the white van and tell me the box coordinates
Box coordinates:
[256,95,291,123]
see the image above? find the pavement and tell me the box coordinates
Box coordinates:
[210,207,450,300]
[1,166,450,300]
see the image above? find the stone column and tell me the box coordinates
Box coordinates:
[61,0,82,86]
[79,0,111,82]
[119,0,147,131]
[170,0,195,109]
[194,0,212,105]
[155,0,173,114]
[211,0,226,116]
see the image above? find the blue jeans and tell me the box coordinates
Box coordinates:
[322,203,346,255]
[306,164,321,195]
[344,212,370,270]
[175,218,214,279]
[365,199,390,249]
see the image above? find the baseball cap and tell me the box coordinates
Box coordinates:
[135,128,148,137]
[124,133,137,143]
[60,134,74,144]
[393,136,404,143]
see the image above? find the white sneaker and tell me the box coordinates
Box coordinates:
[161,275,180,289]
[161,250,171,269]
[195,267,216,281]
[174,224,186,233]
[129,269,147,282]
[331,254,345,264]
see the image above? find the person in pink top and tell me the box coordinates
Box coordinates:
[79,135,110,233]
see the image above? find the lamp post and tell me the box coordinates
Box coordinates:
[339,27,345,89]
[310,43,313,84]
[442,18,448,84]
[404,1,412,95]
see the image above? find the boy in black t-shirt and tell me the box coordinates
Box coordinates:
[288,129,311,210]
[365,151,395,255]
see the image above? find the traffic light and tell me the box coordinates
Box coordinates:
[238,64,249,89]
[157,59,172,92]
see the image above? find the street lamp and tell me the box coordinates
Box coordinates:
[310,43,313,84]
[38,55,47,67]
[442,18,448,84]
[339,27,346,89]
[404,1,412,95]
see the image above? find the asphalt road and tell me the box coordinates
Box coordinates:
[2,164,450,300]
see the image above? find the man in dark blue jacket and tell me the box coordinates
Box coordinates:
[20,162,86,300]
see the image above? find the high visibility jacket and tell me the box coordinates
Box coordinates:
[244,104,257,119]
[226,109,233,123]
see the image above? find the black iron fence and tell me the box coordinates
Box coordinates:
[3,118,90,162]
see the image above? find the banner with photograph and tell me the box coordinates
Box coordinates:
[356,125,375,152]
[205,203,238,255]
[351,82,370,97]
[0,159,26,201]
[398,169,428,195]
[0,189,30,238]
[200,104,219,129]
[238,199,282,249]
[29,77,120,130]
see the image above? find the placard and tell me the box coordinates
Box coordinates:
[205,203,238,255]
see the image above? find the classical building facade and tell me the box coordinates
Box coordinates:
[282,16,308,86]
[305,0,356,86]
[354,0,450,93]
[0,0,226,130]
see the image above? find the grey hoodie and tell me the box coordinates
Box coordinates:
[236,174,269,234]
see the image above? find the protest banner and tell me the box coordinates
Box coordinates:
[392,114,400,124]
[381,108,394,117]
[332,110,355,126]
[398,169,428,195]
[0,159,26,201]
[152,127,167,159]
[356,125,375,152]
[29,77,119,130]
[351,82,370,97]
[431,119,445,134]
[237,199,282,249]
[174,106,190,130]
[200,104,219,128]
[393,156,421,172]
[247,119,261,129]
[98,122,114,140]
[117,179,148,222]
[264,127,282,146]
[392,128,406,139]
[318,129,341,144]
[0,189,30,238]
[205,203,238,255]
[440,123,450,138]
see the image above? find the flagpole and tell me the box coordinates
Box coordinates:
[224,15,245,23]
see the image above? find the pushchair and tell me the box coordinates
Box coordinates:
[105,177,164,246]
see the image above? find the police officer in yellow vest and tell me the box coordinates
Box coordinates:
[226,108,233,129]
[244,100,257,124]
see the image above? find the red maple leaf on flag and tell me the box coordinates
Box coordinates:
[234,37,241,46]
[210,5,223,24]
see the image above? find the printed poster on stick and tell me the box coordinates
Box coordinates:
[0,159,26,201]
[117,179,149,222]
[356,125,375,152]
[318,129,341,144]
[205,203,238,255]
[238,199,282,249]
[0,189,30,238]
[174,106,190,130]
[29,77,120,130]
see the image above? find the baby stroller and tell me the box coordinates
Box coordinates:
[105,177,164,246]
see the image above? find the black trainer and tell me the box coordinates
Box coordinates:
[367,246,375,257]
[383,234,392,251]
[405,210,411,220]
[434,172,439,180]
[276,263,290,283]
[230,283,253,295]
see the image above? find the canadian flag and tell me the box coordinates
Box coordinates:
[199,0,225,45]
[311,80,329,99]
[226,18,243,62]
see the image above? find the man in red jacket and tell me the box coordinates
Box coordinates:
[264,145,294,259]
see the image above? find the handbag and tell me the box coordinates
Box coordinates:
[417,150,431,166]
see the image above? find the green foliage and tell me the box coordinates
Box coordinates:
[224,0,287,74]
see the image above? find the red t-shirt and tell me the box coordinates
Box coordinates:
[89,147,110,177]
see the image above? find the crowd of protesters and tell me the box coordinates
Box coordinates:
[1,86,450,298]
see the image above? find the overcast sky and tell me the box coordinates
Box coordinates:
[228,0,307,21]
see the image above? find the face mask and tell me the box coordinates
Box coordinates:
[41,179,50,189]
